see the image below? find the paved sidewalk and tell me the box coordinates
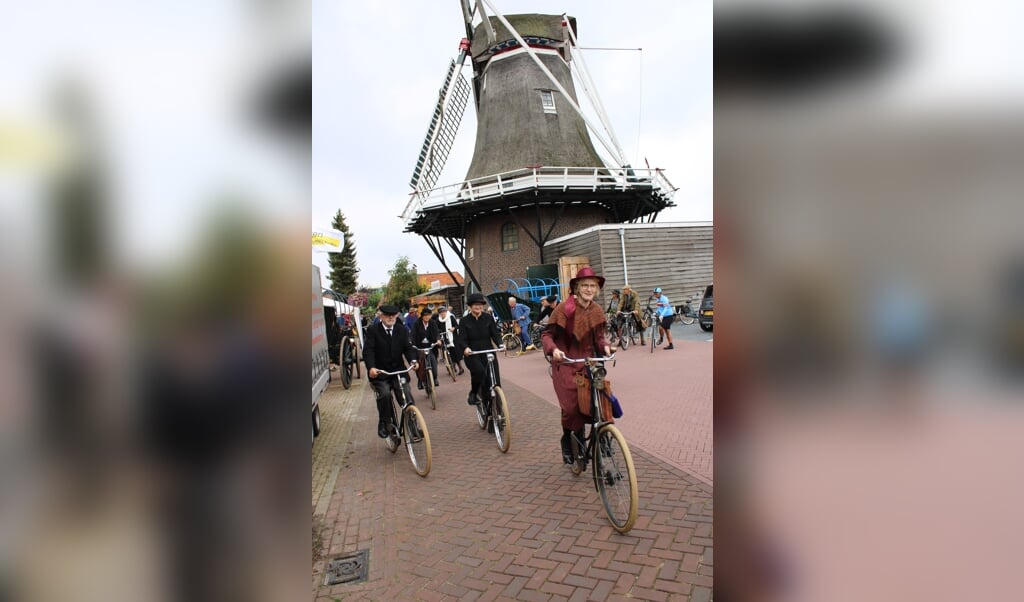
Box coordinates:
[312,351,713,601]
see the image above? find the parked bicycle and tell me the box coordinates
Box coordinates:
[464,346,510,453]
[605,312,623,347]
[675,292,703,326]
[375,365,432,476]
[339,331,361,389]
[561,353,638,533]
[439,330,459,382]
[414,344,440,410]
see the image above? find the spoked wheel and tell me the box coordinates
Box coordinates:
[341,339,353,389]
[679,311,696,326]
[403,405,431,477]
[443,348,457,382]
[650,322,657,354]
[502,333,521,356]
[530,324,543,346]
[569,429,587,476]
[619,322,631,350]
[475,395,488,429]
[592,425,638,533]
[384,417,400,454]
[425,370,437,410]
[491,386,510,453]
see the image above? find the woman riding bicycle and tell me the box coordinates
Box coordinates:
[540,266,612,465]
[410,306,441,391]
[456,293,503,407]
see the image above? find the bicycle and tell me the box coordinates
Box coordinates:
[675,292,702,326]
[529,322,544,348]
[642,306,659,353]
[500,321,522,356]
[464,346,510,453]
[615,311,639,351]
[605,312,623,347]
[562,353,638,533]
[439,330,458,382]
[339,332,361,389]
[414,344,440,410]
[375,365,432,477]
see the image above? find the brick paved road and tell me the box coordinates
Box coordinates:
[313,335,713,601]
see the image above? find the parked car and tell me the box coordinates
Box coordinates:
[698,284,713,332]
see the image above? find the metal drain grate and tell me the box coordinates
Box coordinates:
[323,549,369,585]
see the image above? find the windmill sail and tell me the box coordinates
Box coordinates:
[409,60,471,193]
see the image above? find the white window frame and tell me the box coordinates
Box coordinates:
[540,89,556,114]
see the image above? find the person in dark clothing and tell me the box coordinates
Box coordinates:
[455,293,502,407]
[410,306,441,390]
[362,304,418,438]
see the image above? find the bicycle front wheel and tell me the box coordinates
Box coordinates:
[679,312,696,326]
[650,321,657,353]
[592,425,638,533]
[491,386,510,453]
[619,322,631,350]
[404,405,431,477]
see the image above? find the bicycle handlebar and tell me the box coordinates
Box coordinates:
[464,346,506,356]
[375,364,417,377]
[560,353,617,364]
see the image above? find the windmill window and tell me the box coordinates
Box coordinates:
[501,223,519,251]
[540,90,556,114]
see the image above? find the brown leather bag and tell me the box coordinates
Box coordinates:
[574,373,614,423]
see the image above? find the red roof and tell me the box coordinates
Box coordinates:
[418,272,464,288]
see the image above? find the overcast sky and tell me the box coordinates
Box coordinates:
[312,0,713,288]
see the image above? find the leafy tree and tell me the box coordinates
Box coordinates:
[382,256,427,312]
[327,210,359,295]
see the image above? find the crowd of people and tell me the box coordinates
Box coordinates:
[359,271,679,463]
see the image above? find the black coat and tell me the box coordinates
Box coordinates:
[410,318,441,349]
[362,321,416,374]
[455,311,501,353]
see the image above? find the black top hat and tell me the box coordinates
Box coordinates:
[379,304,400,315]
[467,293,487,306]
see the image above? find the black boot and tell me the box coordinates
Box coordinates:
[377,420,388,438]
[467,391,477,406]
[560,430,573,464]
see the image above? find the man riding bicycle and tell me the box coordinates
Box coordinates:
[433,305,464,375]
[363,304,418,438]
[618,285,646,346]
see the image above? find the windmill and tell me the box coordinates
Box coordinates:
[402,0,677,295]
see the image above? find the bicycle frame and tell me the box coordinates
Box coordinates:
[374,363,431,476]
[559,353,637,533]
[464,346,510,452]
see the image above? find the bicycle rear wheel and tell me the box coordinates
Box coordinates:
[443,348,457,382]
[679,310,696,326]
[475,396,488,429]
[569,429,587,476]
[502,333,521,356]
[592,425,638,533]
[491,386,510,453]
[404,406,431,477]
[341,339,353,389]
[425,370,437,410]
